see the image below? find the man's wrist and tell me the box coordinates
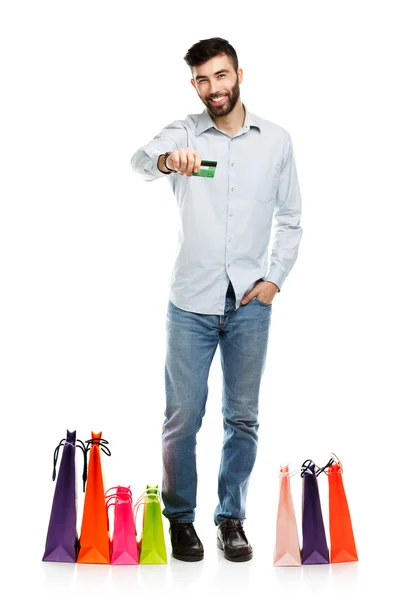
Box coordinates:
[157,152,176,174]
[157,154,172,174]
[268,281,280,292]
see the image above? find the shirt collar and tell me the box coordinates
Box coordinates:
[195,103,261,136]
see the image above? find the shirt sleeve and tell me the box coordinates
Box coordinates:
[264,132,303,291]
[130,120,188,181]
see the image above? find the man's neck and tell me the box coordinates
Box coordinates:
[209,101,246,136]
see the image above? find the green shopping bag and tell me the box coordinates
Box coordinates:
[134,484,168,564]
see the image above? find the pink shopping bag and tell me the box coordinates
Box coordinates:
[106,485,139,565]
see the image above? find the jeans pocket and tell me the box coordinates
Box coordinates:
[253,297,272,307]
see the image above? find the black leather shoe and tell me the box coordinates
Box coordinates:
[169,522,204,562]
[217,519,253,562]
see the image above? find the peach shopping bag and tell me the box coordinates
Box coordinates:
[273,465,301,566]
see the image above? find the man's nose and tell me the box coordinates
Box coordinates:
[209,83,223,96]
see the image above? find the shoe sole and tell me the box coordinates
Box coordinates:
[172,551,204,562]
[217,538,253,562]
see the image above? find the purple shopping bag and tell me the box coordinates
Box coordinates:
[301,459,330,565]
[42,430,87,562]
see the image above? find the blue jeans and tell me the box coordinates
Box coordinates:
[161,280,272,526]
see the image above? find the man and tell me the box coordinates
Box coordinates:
[130,37,303,563]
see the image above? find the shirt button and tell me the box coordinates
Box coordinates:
[231,162,235,166]
[228,263,231,267]
[229,213,233,216]
[231,187,234,192]
[229,238,232,242]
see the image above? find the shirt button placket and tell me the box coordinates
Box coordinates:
[227,138,235,280]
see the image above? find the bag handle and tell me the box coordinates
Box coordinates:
[298,459,317,478]
[105,487,133,510]
[278,465,302,478]
[105,486,133,533]
[133,488,161,535]
[278,461,316,479]
[52,437,88,492]
[105,485,132,499]
[84,437,111,456]
[316,453,343,476]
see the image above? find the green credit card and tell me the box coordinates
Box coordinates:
[192,160,217,178]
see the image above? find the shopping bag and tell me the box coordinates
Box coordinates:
[106,485,139,565]
[273,465,301,566]
[134,484,167,564]
[301,459,330,565]
[77,432,111,564]
[42,430,87,562]
[317,454,358,563]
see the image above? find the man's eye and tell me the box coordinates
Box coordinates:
[198,74,225,83]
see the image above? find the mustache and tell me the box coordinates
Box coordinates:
[209,93,228,100]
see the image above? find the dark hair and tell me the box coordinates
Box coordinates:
[183,37,239,74]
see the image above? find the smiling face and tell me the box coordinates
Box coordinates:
[190,53,243,118]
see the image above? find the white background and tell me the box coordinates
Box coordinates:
[1,0,399,598]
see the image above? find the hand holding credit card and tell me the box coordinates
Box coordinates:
[164,149,217,177]
[191,160,217,178]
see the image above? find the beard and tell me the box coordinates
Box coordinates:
[201,76,241,118]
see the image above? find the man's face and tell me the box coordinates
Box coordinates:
[191,54,243,118]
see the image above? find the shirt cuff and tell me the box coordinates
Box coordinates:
[263,268,287,292]
[144,146,173,176]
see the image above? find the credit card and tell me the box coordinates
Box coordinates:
[192,160,217,178]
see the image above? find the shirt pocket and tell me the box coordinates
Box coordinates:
[252,190,277,204]
[251,164,281,204]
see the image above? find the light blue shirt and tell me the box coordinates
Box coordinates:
[130,104,303,315]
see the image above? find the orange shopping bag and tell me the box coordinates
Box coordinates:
[77,432,111,564]
[318,453,358,563]
[273,465,301,566]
